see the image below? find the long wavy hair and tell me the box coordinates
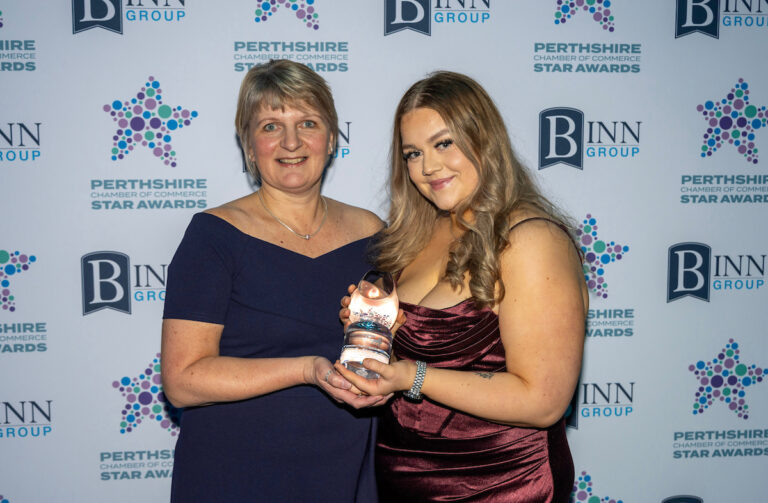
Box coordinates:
[374,71,573,309]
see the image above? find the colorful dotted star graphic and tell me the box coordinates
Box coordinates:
[576,214,629,299]
[0,250,36,312]
[113,353,180,436]
[555,0,614,32]
[570,471,624,503]
[697,79,765,164]
[0,10,5,29]
[103,76,198,167]
[689,339,766,420]
[255,0,319,30]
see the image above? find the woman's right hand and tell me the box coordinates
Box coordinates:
[339,284,407,333]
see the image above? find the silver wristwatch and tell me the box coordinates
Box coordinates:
[403,360,427,401]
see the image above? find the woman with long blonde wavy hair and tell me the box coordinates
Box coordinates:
[336,71,588,502]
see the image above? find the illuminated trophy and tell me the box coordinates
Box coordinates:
[340,270,398,379]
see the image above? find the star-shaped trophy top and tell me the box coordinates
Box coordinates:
[697,78,766,164]
[689,339,766,420]
[576,214,629,299]
[0,250,37,312]
[254,0,319,30]
[112,353,180,436]
[103,76,198,167]
[554,0,615,32]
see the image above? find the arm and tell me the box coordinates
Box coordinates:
[161,318,389,409]
[335,220,587,428]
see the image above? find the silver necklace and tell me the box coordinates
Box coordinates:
[258,190,328,240]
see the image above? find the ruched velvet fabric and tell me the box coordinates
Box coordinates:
[377,299,574,503]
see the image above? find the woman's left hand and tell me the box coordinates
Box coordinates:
[333,359,417,397]
[310,357,393,408]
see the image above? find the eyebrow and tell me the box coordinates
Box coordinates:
[401,128,451,150]
[254,112,323,126]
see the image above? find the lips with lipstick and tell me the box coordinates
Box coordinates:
[428,176,454,190]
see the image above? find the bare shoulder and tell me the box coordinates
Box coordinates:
[204,194,259,233]
[327,197,385,238]
[503,210,579,269]
[500,210,587,311]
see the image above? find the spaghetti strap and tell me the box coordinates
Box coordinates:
[508,217,582,259]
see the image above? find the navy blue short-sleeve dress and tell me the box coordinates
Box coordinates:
[163,213,378,502]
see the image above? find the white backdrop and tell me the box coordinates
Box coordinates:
[1,1,767,502]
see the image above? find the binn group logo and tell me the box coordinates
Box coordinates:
[81,251,168,315]
[104,76,198,168]
[384,0,491,37]
[0,250,37,313]
[570,471,624,503]
[676,0,768,38]
[689,339,766,420]
[113,353,180,436]
[254,0,319,29]
[554,0,615,32]
[576,214,630,299]
[539,108,641,169]
[72,0,186,34]
[667,243,765,302]
[0,400,53,439]
[0,122,42,162]
[697,78,765,165]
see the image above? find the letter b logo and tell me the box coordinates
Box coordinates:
[675,0,720,38]
[539,108,584,170]
[72,0,123,34]
[384,0,431,36]
[667,243,711,302]
[81,251,131,314]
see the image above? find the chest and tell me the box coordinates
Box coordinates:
[396,225,472,309]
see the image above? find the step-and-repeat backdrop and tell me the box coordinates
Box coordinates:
[1,1,766,501]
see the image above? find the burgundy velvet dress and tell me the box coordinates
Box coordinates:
[376,298,574,502]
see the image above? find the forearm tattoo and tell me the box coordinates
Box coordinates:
[474,372,494,379]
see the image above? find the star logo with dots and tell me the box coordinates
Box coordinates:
[0,495,9,503]
[113,353,180,436]
[697,79,765,164]
[689,339,766,420]
[555,0,614,32]
[255,0,319,30]
[576,214,629,299]
[0,10,4,29]
[571,471,624,503]
[0,250,37,312]
[103,76,198,167]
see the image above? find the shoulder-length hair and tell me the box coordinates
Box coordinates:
[374,71,572,309]
[234,59,338,178]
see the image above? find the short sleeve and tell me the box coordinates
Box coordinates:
[163,213,245,324]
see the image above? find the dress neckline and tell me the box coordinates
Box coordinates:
[197,212,372,261]
[399,297,496,316]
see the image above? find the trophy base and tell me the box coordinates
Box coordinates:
[342,360,382,379]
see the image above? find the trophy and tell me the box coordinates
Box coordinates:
[340,270,398,379]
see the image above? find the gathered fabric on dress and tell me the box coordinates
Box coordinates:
[377,217,577,502]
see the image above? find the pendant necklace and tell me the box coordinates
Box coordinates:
[258,190,328,240]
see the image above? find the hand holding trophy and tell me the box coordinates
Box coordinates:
[340,270,398,379]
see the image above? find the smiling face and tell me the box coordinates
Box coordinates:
[248,102,333,194]
[400,107,479,213]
